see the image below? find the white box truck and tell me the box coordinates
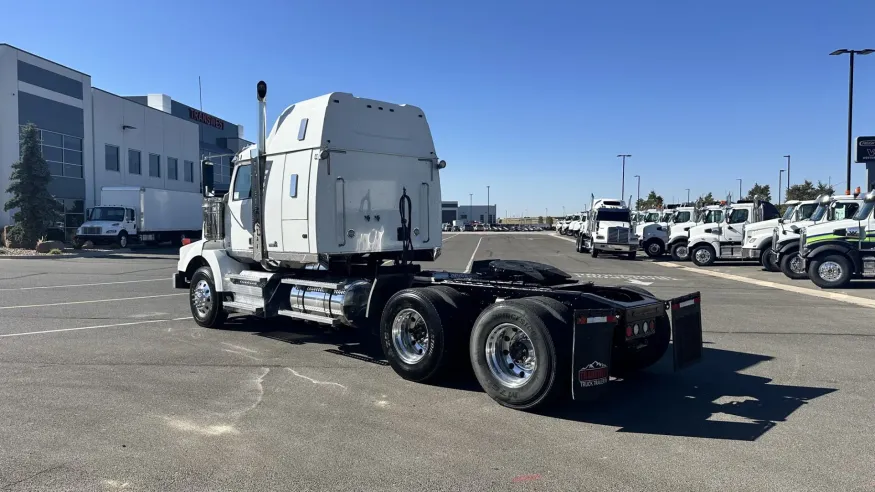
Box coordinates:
[74,186,203,248]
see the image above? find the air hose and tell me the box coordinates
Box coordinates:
[399,188,413,268]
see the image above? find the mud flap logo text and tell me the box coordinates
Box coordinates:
[578,361,609,387]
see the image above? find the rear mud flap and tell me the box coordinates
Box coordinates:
[667,292,703,370]
[571,309,618,401]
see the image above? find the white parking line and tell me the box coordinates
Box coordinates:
[465,237,483,273]
[551,234,576,243]
[0,278,168,291]
[0,293,185,310]
[0,317,191,338]
[655,262,875,309]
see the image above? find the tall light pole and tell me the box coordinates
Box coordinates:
[617,154,631,201]
[737,178,742,201]
[778,170,785,205]
[686,188,690,203]
[469,193,473,223]
[830,49,875,193]
[784,155,791,195]
[633,175,641,210]
[486,185,491,223]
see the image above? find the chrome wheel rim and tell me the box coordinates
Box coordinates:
[192,279,212,316]
[485,323,536,388]
[790,255,804,274]
[648,243,661,255]
[391,308,429,364]
[818,261,843,282]
[694,248,711,263]
[676,245,688,259]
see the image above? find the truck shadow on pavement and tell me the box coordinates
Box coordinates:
[540,346,836,441]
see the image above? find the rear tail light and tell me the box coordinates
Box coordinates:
[625,326,633,337]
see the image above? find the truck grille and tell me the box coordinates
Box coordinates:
[607,227,630,243]
[81,227,101,235]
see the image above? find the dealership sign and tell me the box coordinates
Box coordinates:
[188,108,225,130]
[855,136,875,163]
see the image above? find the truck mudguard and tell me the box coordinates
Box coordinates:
[571,309,617,401]
[668,292,703,371]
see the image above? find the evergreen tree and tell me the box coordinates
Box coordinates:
[745,183,772,202]
[4,124,62,247]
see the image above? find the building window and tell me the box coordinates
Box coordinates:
[18,125,83,179]
[460,214,467,219]
[149,154,160,178]
[105,145,120,172]
[63,198,84,243]
[128,149,141,175]
[480,214,484,222]
[184,160,194,182]
[168,157,178,180]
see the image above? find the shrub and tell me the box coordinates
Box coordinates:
[48,248,62,255]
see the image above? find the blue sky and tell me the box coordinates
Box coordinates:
[6,0,875,217]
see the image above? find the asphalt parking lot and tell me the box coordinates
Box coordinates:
[1,233,873,491]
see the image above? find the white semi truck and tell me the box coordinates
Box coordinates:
[739,198,819,272]
[74,186,203,248]
[799,189,875,288]
[172,82,703,410]
[575,198,639,259]
[568,211,588,237]
[688,199,781,266]
[771,194,862,278]
[665,204,717,261]
[636,208,669,258]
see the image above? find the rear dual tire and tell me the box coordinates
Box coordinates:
[469,297,570,410]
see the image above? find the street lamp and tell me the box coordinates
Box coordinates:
[778,170,785,205]
[469,193,473,223]
[830,49,875,193]
[784,155,791,194]
[617,154,631,201]
[685,188,690,203]
[486,185,491,224]
[633,175,641,210]
[737,179,742,201]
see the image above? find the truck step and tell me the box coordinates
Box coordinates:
[277,309,339,326]
[279,278,345,290]
[226,271,277,297]
[223,300,263,315]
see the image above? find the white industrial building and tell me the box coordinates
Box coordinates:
[0,43,248,241]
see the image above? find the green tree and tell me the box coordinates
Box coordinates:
[637,190,664,210]
[786,180,817,201]
[745,183,771,202]
[4,124,62,247]
[814,181,835,196]
[696,192,715,207]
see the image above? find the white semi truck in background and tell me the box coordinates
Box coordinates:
[575,198,639,259]
[665,204,716,261]
[172,82,704,411]
[688,199,781,266]
[74,186,203,249]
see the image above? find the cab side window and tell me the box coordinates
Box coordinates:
[233,164,252,201]
[728,209,748,224]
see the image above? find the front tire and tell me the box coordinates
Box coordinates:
[670,241,690,261]
[808,254,852,289]
[761,248,779,272]
[780,251,807,279]
[591,246,599,258]
[644,240,665,258]
[626,251,637,260]
[380,287,468,383]
[116,231,129,249]
[691,244,716,266]
[189,266,228,328]
[469,298,568,410]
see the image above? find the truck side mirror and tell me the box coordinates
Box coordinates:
[778,218,784,224]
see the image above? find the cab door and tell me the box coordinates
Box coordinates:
[720,207,749,257]
[228,163,253,254]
